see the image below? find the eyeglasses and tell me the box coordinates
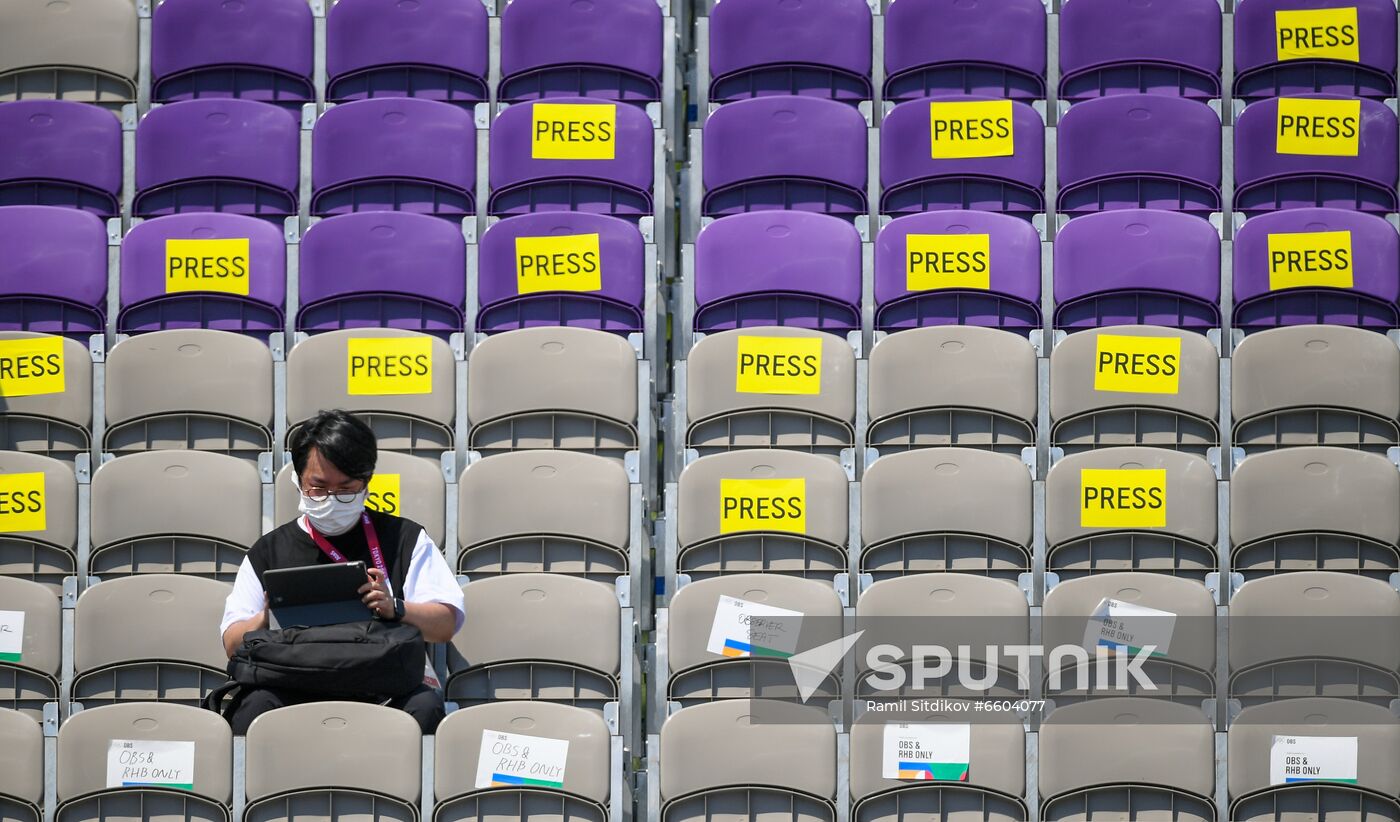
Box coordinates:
[302,487,365,503]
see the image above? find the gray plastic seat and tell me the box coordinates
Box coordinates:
[287,328,455,459]
[677,450,848,580]
[0,0,137,111]
[0,332,93,463]
[861,448,1032,580]
[91,451,260,582]
[72,574,230,707]
[0,577,59,722]
[104,330,273,464]
[467,327,637,462]
[659,699,837,822]
[245,702,419,822]
[0,708,43,822]
[1045,446,1218,580]
[850,709,1027,822]
[434,701,611,822]
[56,703,231,822]
[1050,325,1219,454]
[1229,571,1400,706]
[1042,572,1216,703]
[667,574,844,706]
[868,327,1037,455]
[447,574,619,712]
[1231,447,1400,580]
[685,327,855,458]
[0,451,77,594]
[1040,698,1215,822]
[457,450,630,582]
[855,574,1030,700]
[1228,698,1400,822]
[276,451,445,548]
[1233,324,1400,453]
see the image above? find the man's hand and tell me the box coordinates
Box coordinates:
[359,567,394,619]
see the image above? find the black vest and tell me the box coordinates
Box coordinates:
[246,509,419,597]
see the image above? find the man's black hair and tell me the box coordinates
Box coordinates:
[290,409,378,482]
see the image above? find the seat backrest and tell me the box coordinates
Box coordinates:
[883,0,1046,102]
[152,0,312,106]
[457,450,629,581]
[435,701,610,810]
[56,702,232,806]
[287,328,456,456]
[861,448,1032,580]
[89,450,260,580]
[874,210,1042,333]
[1228,698,1400,803]
[1234,0,1398,100]
[1232,324,1400,451]
[244,702,420,802]
[1049,325,1220,453]
[0,708,42,811]
[879,96,1045,217]
[298,211,465,335]
[326,0,488,105]
[477,211,645,335]
[104,329,273,460]
[1045,447,1218,578]
[118,212,286,335]
[488,98,655,218]
[1232,207,1400,330]
[849,710,1026,805]
[1234,94,1399,215]
[1059,0,1221,101]
[694,211,862,335]
[0,331,94,462]
[0,577,61,718]
[0,206,107,338]
[868,325,1037,453]
[0,100,121,218]
[0,451,78,594]
[277,452,446,548]
[677,449,848,579]
[1053,209,1221,331]
[500,0,663,103]
[0,0,136,109]
[310,98,477,218]
[685,326,855,457]
[708,0,871,102]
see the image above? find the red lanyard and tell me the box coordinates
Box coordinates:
[304,512,389,577]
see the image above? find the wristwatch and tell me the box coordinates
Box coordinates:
[384,597,405,622]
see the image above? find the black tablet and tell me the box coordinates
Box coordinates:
[264,561,372,627]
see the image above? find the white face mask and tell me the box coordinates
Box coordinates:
[292,472,368,536]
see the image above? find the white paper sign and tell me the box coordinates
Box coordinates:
[0,610,23,662]
[882,723,971,781]
[1083,598,1175,657]
[1270,735,1359,785]
[705,595,803,659]
[474,730,570,790]
[105,740,196,790]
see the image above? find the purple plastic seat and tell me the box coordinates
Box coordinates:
[298,212,465,337]
[0,100,121,219]
[1060,0,1221,101]
[1235,0,1397,102]
[500,0,662,105]
[488,98,654,219]
[1054,209,1221,332]
[1234,94,1398,216]
[327,0,488,107]
[135,99,299,222]
[884,0,1046,103]
[702,96,867,220]
[0,206,106,338]
[477,212,644,335]
[312,98,476,219]
[874,211,1041,333]
[1057,94,1221,218]
[694,210,861,336]
[118,213,285,336]
[151,0,313,113]
[1234,208,1400,331]
[880,96,1044,219]
[709,0,871,103]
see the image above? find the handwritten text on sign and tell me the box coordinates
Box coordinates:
[0,610,23,663]
[474,730,569,789]
[706,594,803,659]
[105,740,196,790]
